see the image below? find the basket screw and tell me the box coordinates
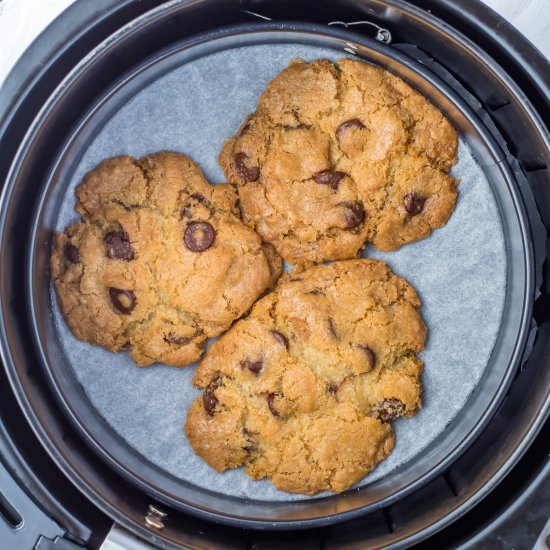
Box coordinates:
[329,20,392,45]
[376,29,392,44]
[145,504,167,529]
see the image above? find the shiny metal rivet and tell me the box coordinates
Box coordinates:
[145,504,167,529]
[376,29,392,44]
[148,504,168,519]
[144,515,164,530]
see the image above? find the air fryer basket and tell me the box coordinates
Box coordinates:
[0,1,548,548]
[26,24,533,527]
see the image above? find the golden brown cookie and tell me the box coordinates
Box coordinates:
[219,58,459,265]
[51,152,282,367]
[184,259,426,494]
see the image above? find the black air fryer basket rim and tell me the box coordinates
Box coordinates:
[24,21,535,528]
[0,0,548,546]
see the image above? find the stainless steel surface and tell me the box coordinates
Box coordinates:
[100,524,161,550]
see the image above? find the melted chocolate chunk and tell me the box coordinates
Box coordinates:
[404,192,426,216]
[184,221,215,252]
[328,317,339,339]
[336,118,365,137]
[235,152,260,182]
[190,193,206,203]
[64,243,80,264]
[164,333,193,346]
[239,123,251,137]
[356,344,376,369]
[372,398,406,422]
[307,289,324,296]
[267,393,280,417]
[203,379,221,416]
[337,201,365,229]
[104,230,134,261]
[314,170,346,190]
[109,288,136,314]
[241,359,263,376]
[271,330,289,349]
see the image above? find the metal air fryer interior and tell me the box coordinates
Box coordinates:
[26,24,533,527]
[0,1,548,548]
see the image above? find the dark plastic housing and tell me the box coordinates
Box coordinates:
[0,1,548,548]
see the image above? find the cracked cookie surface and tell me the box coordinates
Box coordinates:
[219,58,459,265]
[184,259,426,494]
[51,151,282,367]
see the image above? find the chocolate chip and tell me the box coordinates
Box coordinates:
[328,317,339,339]
[271,330,289,349]
[203,379,221,416]
[337,201,365,228]
[336,118,365,137]
[357,344,376,369]
[104,230,134,261]
[404,192,426,216]
[184,221,215,252]
[182,208,193,219]
[372,398,406,422]
[64,243,80,264]
[267,393,280,417]
[307,289,324,296]
[241,359,263,376]
[314,170,346,190]
[109,288,136,314]
[190,193,205,202]
[235,152,260,182]
[164,333,193,346]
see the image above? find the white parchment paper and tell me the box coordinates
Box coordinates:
[51,44,507,501]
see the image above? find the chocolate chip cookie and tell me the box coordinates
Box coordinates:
[51,152,282,367]
[219,58,459,265]
[184,259,426,494]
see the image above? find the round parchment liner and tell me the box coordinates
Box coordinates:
[51,44,506,501]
